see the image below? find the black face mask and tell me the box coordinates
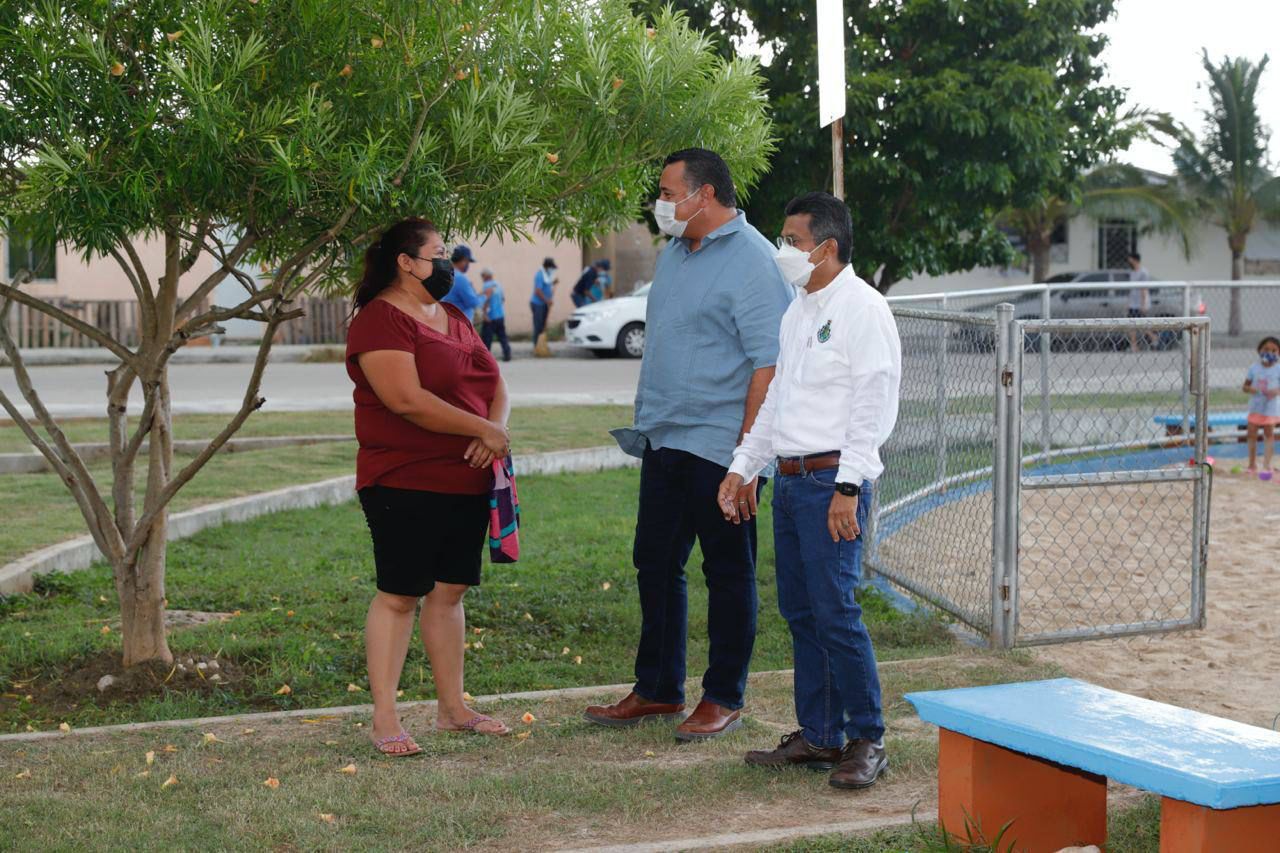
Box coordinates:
[414,257,455,302]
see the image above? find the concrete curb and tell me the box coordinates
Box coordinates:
[555,812,938,853]
[0,445,637,595]
[0,657,959,744]
[0,434,354,475]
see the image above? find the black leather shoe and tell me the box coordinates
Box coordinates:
[828,738,888,789]
[745,730,842,771]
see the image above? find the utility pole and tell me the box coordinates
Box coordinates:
[816,0,846,200]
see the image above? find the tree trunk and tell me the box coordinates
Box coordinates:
[117,227,181,666]
[1027,230,1052,283]
[1229,247,1244,337]
[119,372,174,667]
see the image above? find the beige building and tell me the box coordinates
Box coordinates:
[5,222,664,342]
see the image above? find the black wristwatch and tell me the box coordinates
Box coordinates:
[836,482,860,497]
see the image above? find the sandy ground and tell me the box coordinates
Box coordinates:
[878,471,1279,729]
[1037,473,1280,729]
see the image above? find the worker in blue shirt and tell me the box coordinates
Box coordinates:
[479,268,511,362]
[530,256,558,354]
[441,245,482,319]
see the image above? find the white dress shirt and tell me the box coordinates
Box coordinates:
[729,264,902,485]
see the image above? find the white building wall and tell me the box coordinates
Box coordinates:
[893,217,1280,296]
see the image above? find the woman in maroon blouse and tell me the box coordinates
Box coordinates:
[346,217,512,754]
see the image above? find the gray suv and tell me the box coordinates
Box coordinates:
[955,270,1179,352]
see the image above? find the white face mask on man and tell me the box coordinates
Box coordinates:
[653,189,703,238]
[773,239,830,289]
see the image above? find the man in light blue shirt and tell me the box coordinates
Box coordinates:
[442,245,482,318]
[479,268,511,362]
[585,148,791,741]
[530,256,557,351]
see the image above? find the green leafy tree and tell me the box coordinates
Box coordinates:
[637,0,1129,291]
[1174,50,1279,336]
[0,0,773,666]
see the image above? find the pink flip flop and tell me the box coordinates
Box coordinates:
[436,714,510,736]
[373,731,423,757]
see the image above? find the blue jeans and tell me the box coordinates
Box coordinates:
[530,301,549,342]
[773,468,883,745]
[632,446,761,710]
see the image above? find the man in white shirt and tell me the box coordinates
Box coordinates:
[717,191,901,790]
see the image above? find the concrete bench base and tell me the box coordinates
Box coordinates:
[939,730,1106,851]
[938,730,1280,852]
[1160,798,1280,853]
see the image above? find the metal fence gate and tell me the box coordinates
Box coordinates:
[871,304,1212,648]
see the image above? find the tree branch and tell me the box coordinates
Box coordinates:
[180,215,211,274]
[0,289,126,562]
[175,231,260,324]
[123,312,285,563]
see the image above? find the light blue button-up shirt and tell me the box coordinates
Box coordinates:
[612,211,791,469]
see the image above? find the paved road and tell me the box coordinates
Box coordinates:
[1,353,643,418]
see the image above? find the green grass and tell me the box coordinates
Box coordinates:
[0,657,1062,851]
[0,404,633,454]
[0,405,633,563]
[0,468,956,731]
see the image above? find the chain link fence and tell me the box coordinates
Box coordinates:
[872,302,1212,648]
[868,308,999,637]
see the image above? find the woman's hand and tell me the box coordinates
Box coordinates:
[464,420,509,468]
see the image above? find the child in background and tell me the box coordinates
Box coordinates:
[1243,336,1280,474]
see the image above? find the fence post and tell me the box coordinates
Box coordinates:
[1190,319,1210,629]
[1039,288,1052,462]
[935,294,949,489]
[1180,283,1193,437]
[991,303,1017,648]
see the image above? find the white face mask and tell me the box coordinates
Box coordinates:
[653,189,702,238]
[773,241,827,288]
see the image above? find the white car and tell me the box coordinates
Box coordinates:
[565,283,650,358]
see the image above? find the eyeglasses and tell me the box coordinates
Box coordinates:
[776,235,802,249]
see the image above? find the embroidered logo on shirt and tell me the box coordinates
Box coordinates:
[816,319,832,344]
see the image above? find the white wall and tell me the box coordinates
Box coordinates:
[893,217,1280,296]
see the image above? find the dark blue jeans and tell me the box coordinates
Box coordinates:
[632,446,761,710]
[530,302,549,342]
[481,318,511,361]
[773,468,883,745]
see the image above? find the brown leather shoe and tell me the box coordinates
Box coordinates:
[828,738,888,789]
[745,730,841,770]
[583,692,685,728]
[674,698,743,742]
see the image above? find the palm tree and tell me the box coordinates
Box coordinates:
[1174,50,1280,336]
[1003,163,1198,283]
[1002,111,1197,282]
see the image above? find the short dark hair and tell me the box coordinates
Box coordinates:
[784,192,853,263]
[1259,336,1280,352]
[663,148,736,208]
[1128,251,1142,262]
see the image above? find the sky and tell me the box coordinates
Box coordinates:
[1099,0,1278,173]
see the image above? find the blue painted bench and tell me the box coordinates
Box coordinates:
[1153,412,1248,440]
[906,678,1280,852]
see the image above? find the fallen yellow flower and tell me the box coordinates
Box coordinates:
[14,769,31,779]
[145,751,155,766]
[263,777,280,789]
[162,774,179,788]
[347,683,364,693]
[339,764,357,775]
[275,684,292,696]
[521,712,535,724]
[319,813,336,823]
[58,722,71,733]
